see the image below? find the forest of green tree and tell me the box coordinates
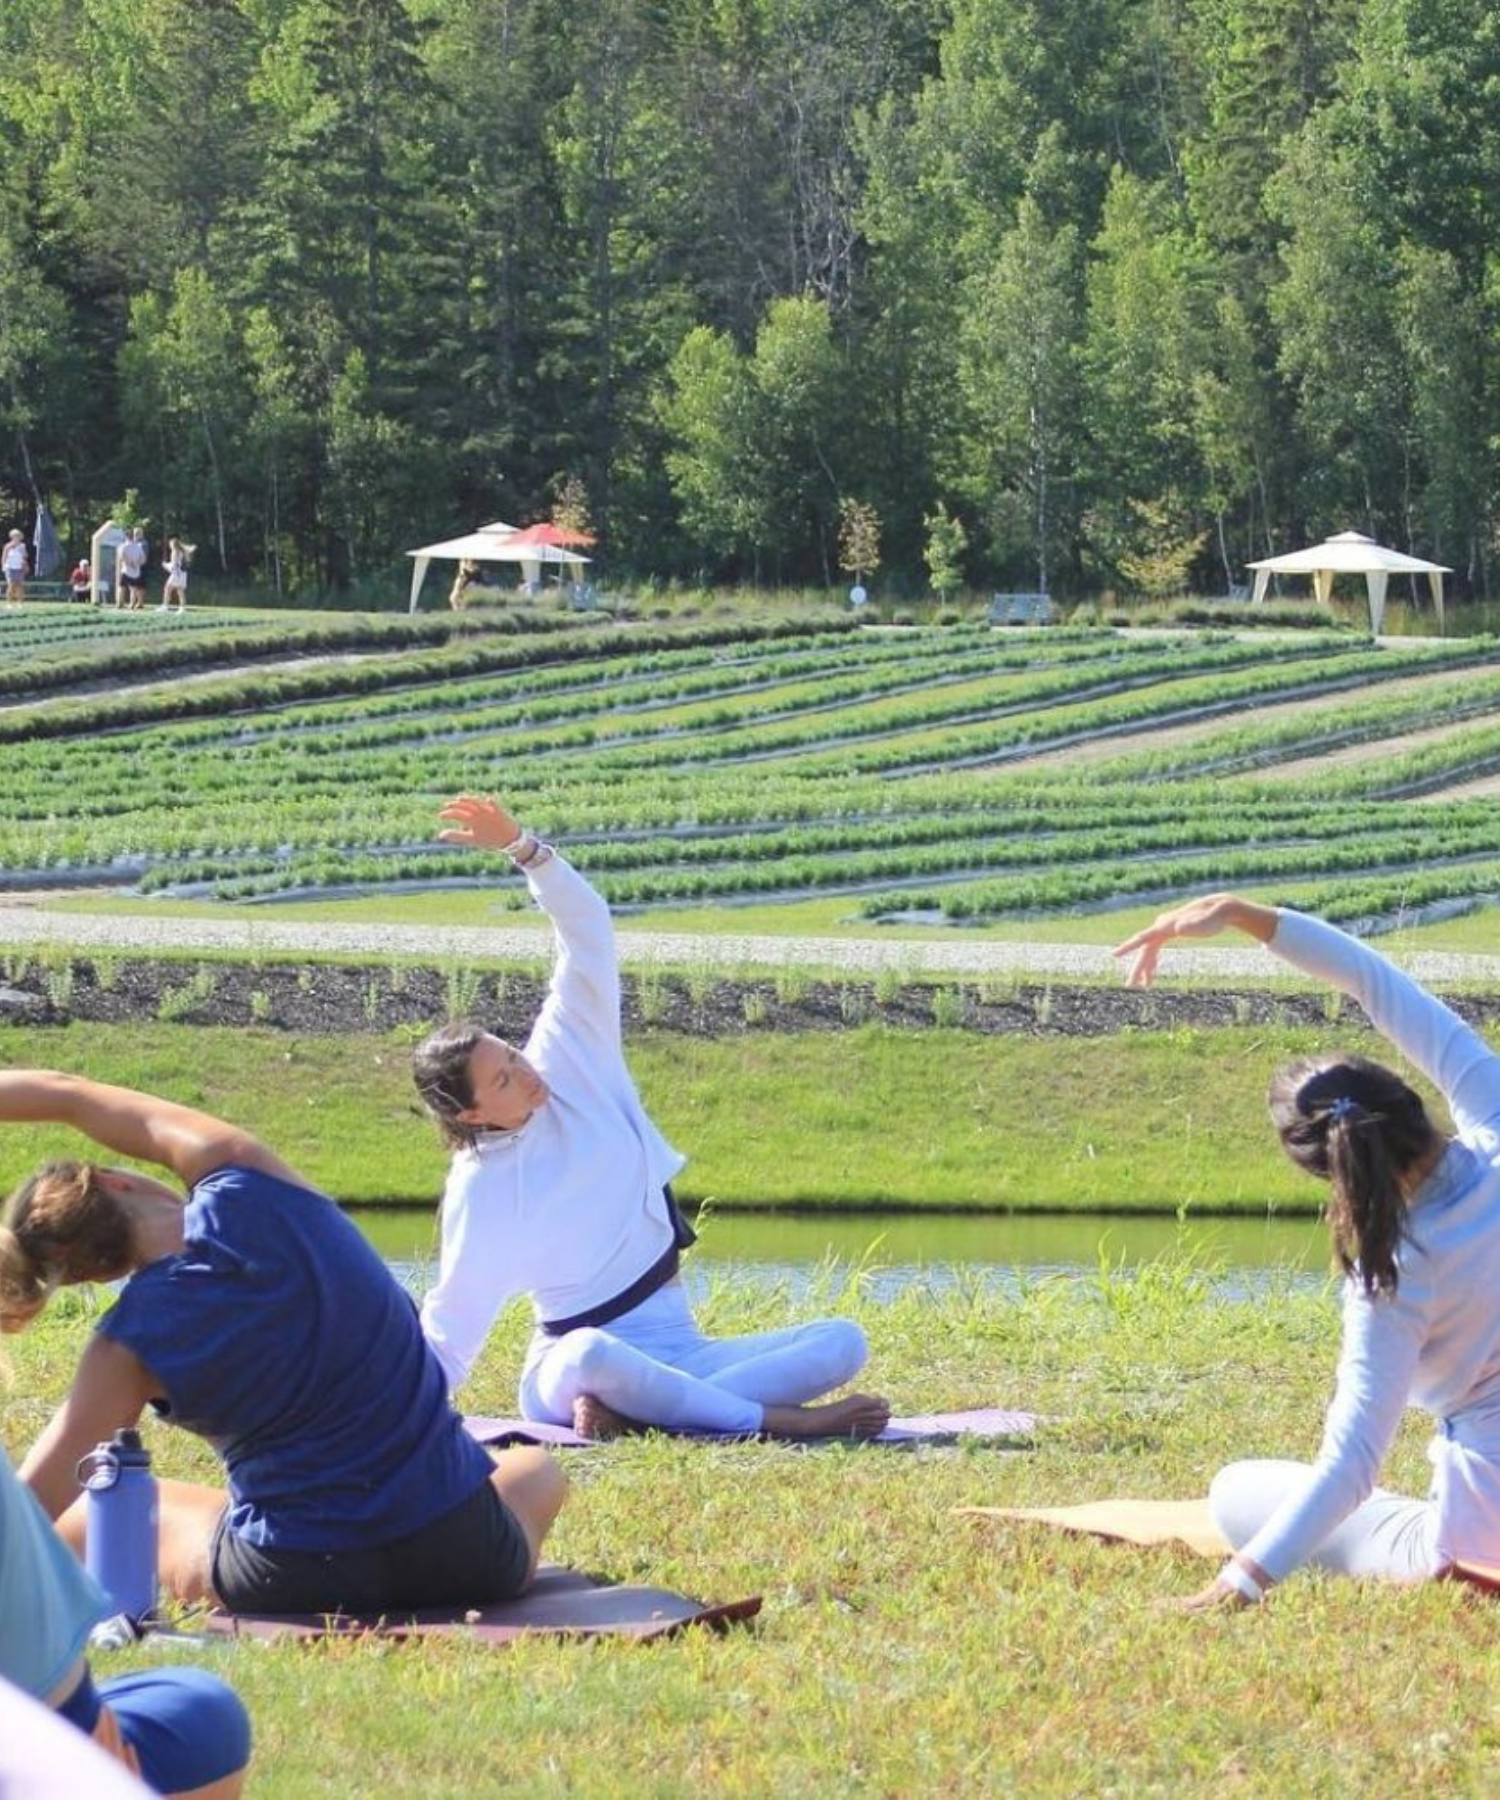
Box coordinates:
[0,0,1495,598]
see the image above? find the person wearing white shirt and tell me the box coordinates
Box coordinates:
[414,794,890,1441]
[160,538,189,612]
[2,530,27,605]
[1115,893,1500,1609]
[117,529,149,608]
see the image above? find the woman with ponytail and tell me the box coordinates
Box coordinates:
[1114,894,1500,1609]
[413,793,889,1441]
[0,1072,565,1615]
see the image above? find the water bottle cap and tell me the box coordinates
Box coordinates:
[76,1428,152,1489]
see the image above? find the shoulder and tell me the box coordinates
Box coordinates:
[191,1161,328,1212]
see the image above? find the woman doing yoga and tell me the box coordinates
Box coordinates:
[413,794,889,1441]
[1116,892,1500,1610]
[1,1071,566,1614]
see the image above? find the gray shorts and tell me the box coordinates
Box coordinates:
[211,1476,530,1614]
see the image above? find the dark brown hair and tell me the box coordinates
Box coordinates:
[1267,1055,1439,1296]
[412,1020,488,1149]
[0,1160,134,1332]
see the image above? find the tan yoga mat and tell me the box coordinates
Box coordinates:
[195,1563,762,1644]
[959,1499,1500,1592]
[957,1497,1229,1557]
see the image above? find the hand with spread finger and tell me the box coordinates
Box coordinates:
[437,793,523,853]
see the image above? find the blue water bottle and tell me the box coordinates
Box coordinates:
[78,1428,159,1626]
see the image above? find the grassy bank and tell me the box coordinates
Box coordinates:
[0,1017,1464,1213]
[6,1271,1491,1797]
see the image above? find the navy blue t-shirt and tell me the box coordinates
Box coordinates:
[100,1165,495,1552]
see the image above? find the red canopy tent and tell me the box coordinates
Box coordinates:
[508,522,597,550]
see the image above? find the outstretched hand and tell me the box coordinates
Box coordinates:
[1111,893,1277,989]
[1171,1577,1255,1614]
[437,793,523,852]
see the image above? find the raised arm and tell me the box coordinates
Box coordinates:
[1115,893,1500,1132]
[438,794,621,1054]
[0,1070,304,1190]
[1260,909,1500,1132]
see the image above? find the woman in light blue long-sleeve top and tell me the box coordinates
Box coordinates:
[1116,893,1500,1610]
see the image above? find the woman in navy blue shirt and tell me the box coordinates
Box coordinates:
[0,1068,566,1614]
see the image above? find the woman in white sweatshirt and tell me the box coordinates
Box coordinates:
[414,794,889,1442]
[1115,892,1500,1609]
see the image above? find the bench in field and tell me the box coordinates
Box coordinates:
[989,592,1055,626]
[16,579,86,602]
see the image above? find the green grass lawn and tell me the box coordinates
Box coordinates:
[5,1271,1492,1797]
[0,1017,1442,1214]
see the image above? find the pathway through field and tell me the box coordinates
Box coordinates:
[1007,665,1482,771]
[2,903,1499,986]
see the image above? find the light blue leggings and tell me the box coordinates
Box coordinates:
[1209,1458,1440,1581]
[520,1280,868,1434]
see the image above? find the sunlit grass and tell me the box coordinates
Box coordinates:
[6,1270,1493,1798]
[0,1018,1449,1214]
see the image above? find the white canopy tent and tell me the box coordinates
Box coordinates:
[1248,531,1451,636]
[406,519,589,611]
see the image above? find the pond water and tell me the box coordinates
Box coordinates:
[352,1206,1332,1303]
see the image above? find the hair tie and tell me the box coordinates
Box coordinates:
[1325,1095,1359,1123]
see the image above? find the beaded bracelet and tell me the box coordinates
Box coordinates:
[501,830,551,871]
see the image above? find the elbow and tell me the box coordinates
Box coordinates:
[421,1316,469,1397]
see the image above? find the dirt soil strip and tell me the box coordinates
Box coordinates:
[3,903,1500,987]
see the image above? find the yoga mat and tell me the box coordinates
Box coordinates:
[465,1407,1038,1449]
[961,1500,1500,1595]
[194,1564,761,1644]
[957,1497,1229,1557]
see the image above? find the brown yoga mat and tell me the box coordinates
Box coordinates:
[956,1497,1229,1557]
[195,1564,762,1644]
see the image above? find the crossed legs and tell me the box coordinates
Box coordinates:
[522,1288,888,1439]
[1209,1458,1440,1582]
[56,1457,566,1605]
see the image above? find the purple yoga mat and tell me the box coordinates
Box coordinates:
[464,1407,1038,1449]
[196,1564,761,1644]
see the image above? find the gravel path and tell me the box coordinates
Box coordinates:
[4,903,1500,987]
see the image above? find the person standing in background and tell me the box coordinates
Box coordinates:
[117,529,148,609]
[3,530,28,605]
[160,539,189,613]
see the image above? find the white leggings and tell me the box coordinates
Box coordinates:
[1210,1458,1440,1582]
[519,1279,868,1434]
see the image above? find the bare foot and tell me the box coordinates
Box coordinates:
[572,1394,649,1440]
[761,1393,891,1441]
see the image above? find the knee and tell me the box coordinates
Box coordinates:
[1207,1462,1243,1538]
[194,1677,252,1783]
[560,1327,618,1387]
[491,1449,568,1580]
[122,1669,252,1794]
[1209,1458,1299,1549]
[493,1446,569,1520]
[816,1318,869,1385]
